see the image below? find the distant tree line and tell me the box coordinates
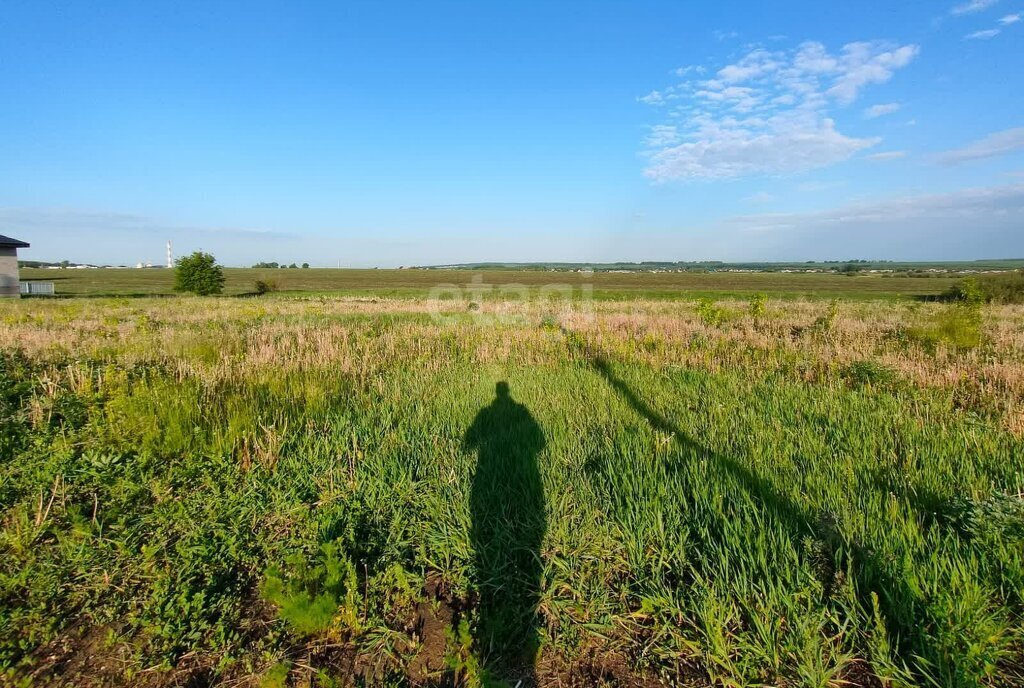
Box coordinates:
[252,262,310,269]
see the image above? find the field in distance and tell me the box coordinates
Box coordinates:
[1,292,1022,687]
[18,266,963,300]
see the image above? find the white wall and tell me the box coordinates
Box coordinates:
[0,247,20,298]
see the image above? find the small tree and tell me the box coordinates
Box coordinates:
[174,251,225,295]
[301,263,310,269]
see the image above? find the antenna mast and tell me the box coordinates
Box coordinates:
[167,241,173,268]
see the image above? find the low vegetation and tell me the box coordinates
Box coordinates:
[945,272,1024,305]
[0,294,1022,687]
[19,265,965,300]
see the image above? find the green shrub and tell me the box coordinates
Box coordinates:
[254,279,278,295]
[261,661,292,688]
[945,272,1024,304]
[842,361,897,389]
[696,298,727,327]
[174,252,225,296]
[261,542,360,637]
[748,293,768,321]
[979,270,1024,303]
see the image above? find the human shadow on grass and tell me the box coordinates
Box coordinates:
[465,382,546,686]
[563,331,952,685]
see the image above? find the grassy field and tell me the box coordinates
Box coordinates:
[1,292,1022,687]
[18,267,961,300]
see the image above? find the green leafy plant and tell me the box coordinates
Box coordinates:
[174,251,225,296]
[696,298,727,327]
[748,293,768,323]
[260,661,291,688]
[444,618,482,687]
[261,542,361,637]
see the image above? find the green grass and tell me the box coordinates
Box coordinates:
[0,297,1022,687]
[19,266,960,300]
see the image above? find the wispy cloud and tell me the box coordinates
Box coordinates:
[744,191,776,203]
[951,0,999,15]
[0,207,303,265]
[864,102,902,118]
[999,12,1021,23]
[637,90,666,106]
[0,207,291,239]
[702,182,1024,260]
[797,180,845,192]
[673,65,707,77]
[935,127,1024,164]
[640,40,918,181]
[865,151,907,161]
[644,124,681,147]
[965,28,1002,38]
[726,182,1024,233]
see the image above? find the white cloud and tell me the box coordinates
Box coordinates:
[825,43,919,104]
[641,40,918,181]
[936,127,1024,164]
[951,0,999,15]
[744,191,776,203]
[999,12,1021,23]
[716,49,782,83]
[674,65,707,77]
[646,119,878,181]
[865,151,907,161]
[638,90,666,105]
[645,124,681,147]
[864,102,902,118]
[965,28,1002,38]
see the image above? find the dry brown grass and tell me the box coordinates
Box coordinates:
[3,295,1022,431]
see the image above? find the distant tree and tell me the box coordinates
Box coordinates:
[253,261,280,269]
[301,262,310,269]
[174,251,225,295]
[288,263,298,269]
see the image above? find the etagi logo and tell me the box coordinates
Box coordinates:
[426,272,594,326]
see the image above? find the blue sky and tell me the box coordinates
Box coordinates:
[1,0,1022,266]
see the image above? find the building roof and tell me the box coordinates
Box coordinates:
[0,234,30,248]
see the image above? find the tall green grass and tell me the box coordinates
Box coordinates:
[0,303,1022,686]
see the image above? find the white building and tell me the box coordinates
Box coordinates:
[0,234,30,298]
